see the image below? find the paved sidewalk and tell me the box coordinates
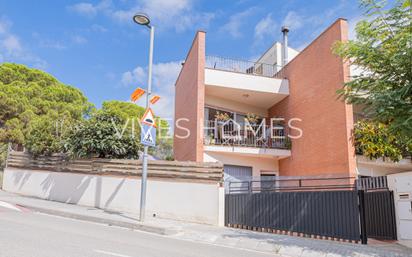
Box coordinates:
[0,190,411,257]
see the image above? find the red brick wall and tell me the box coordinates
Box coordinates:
[173,31,205,162]
[269,19,356,177]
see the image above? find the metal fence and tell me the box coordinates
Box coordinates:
[205,55,285,79]
[225,191,361,241]
[356,176,388,191]
[227,176,356,194]
[204,120,289,149]
[225,175,398,243]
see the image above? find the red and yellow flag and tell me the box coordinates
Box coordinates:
[130,88,145,102]
[150,95,160,105]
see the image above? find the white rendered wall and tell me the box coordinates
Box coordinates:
[357,155,412,177]
[387,171,412,240]
[2,168,224,226]
[357,164,396,177]
[204,152,279,177]
[256,42,299,66]
[204,68,289,95]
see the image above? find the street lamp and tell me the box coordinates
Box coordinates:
[133,13,154,222]
[133,13,151,27]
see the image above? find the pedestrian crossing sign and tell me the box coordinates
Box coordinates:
[141,123,156,147]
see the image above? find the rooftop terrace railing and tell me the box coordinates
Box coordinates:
[205,55,285,79]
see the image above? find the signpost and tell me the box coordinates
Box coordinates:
[140,108,157,147]
[130,88,160,222]
[132,12,156,223]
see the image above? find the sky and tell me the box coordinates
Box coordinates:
[0,0,365,120]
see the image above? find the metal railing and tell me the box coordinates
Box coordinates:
[204,120,289,149]
[227,176,357,194]
[205,55,285,79]
[356,176,388,191]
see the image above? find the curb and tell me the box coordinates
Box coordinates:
[16,204,182,236]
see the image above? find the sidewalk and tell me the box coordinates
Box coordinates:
[0,190,411,257]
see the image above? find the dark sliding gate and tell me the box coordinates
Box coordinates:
[225,191,361,241]
[225,176,398,244]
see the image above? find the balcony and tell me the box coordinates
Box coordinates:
[204,56,289,109]
[205,55,285,78]
[203,120,291,159]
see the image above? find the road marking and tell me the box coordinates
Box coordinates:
[93,249,135,257]
[0,201,22,212]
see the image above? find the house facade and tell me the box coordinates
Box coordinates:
[173,18,410,180]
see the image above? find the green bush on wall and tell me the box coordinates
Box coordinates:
[354,120,411,162]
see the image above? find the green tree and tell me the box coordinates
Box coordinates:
[64,111,141,159]
[354,120,410,161]
[334,0,412,138]
[0,63,92,148]
[25,114,73,156]
[0,63,92,165]
[102,100,170,137]
[101,100,173,159]
[64,101,174,160]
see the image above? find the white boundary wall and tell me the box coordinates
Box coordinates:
[387,171,412,240]
[3,167,225,226]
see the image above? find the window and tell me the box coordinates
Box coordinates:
[204,107,233,121]
[260,173,276,190]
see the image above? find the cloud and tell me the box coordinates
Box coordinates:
[136,0,214,32]
[68,0,112,18]
[32,33,67,50]
[39,40,67,50]
[2,35,21,53]
[121,66,146,86]
[91,24,107,33]
[121,61,182,119]
[69,3,98,17]
[72,35,88,44]
[0,17,11,34]
[0,16,47,69]
[32,32,67,50]
[68,0,214,32]
[282,11,304,30]
[221,8,256,38]
[254,13,276,42]
[105,71,116,80]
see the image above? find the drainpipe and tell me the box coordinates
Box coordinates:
[281,26,289,67]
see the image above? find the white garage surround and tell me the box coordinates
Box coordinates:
[2,167,225,226]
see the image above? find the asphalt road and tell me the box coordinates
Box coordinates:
[0,204,273,257]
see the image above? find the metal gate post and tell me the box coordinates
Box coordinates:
[358,190,368,244]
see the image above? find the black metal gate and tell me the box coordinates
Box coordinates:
[225,191,361,241]
[225,176,398,244]
[361,191,397,240]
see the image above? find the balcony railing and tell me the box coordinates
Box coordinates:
[205,55,285,79]
[204,120,290,149]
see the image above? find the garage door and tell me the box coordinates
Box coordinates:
[224,165,252,193]
[224,165,253,181]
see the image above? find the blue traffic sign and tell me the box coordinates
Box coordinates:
[141,123,156,147]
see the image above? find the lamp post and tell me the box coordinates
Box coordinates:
[133,13,154,222]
